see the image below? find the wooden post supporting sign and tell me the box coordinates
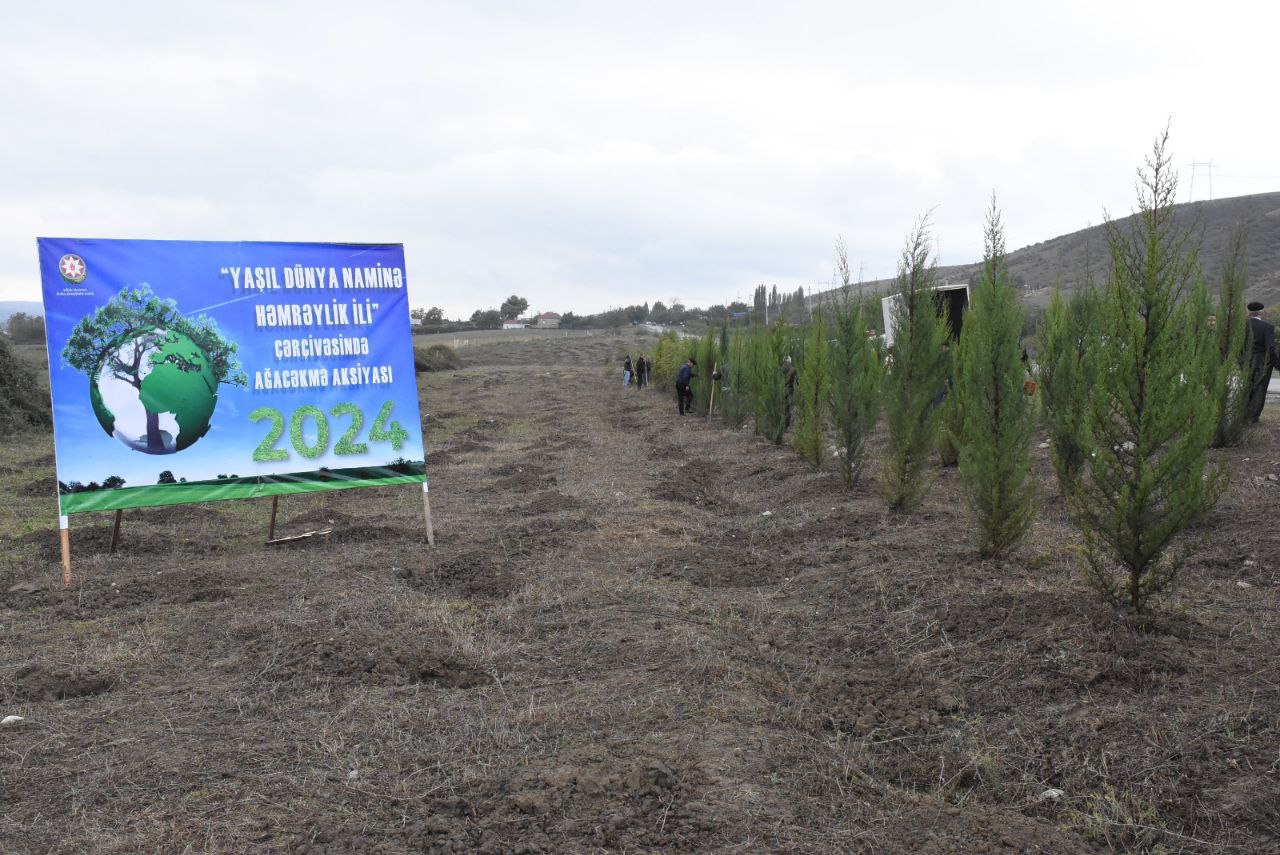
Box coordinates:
[422,481,435,547]
[59,515,71,590]
[265,494,334,545]
[109,509,123,554]
[267,495,280,542]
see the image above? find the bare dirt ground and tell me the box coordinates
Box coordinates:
[2,332,1279,854]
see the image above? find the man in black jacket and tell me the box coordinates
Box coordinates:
[675,357,696,415]
[1246,301,1279,423]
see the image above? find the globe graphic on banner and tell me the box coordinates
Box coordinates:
[90,327,219,454]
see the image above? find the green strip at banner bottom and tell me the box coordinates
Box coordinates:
[60,469,426,514]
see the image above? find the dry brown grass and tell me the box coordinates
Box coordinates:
[2,332,1279,852]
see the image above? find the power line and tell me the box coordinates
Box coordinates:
[1188,160,1214,202]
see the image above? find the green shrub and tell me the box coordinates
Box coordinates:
[748,322,788,444]
[717,325,752,427]
[1212,224,1251,448]
[651,332,683,393]
[413,343,462,372]
[692,329,721,415]
[791,308,830,466]
[880,217,950,510]
[1038,284,1099,492]
[1070,130,1225,612]
[828,290,883,488]
[0,336,51,430]
[936,375,963,467]
[955,201,1037,557]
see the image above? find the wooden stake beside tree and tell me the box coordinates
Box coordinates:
[693,329,720,415]
[955,199,1037,557]
[1070,129,1225,612]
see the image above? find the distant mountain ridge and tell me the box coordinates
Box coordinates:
[848,191,1280,309]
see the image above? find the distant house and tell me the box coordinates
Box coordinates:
[502,319,526,330]
[536,312,561,328]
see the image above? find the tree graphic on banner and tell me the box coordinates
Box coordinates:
[62,285,247,454]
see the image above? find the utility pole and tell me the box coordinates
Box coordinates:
[1189,160,1215,202]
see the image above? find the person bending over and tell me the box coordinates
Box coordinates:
[675,357,696,415]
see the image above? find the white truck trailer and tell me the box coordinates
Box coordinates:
[880,281,970,348]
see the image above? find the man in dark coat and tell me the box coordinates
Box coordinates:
[1246,301,1279,423]
[675,357,696,415]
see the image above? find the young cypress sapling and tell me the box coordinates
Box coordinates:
[792,308,831,467]
[651,333,681,393]
[1213,224,1252,447]
[829,287,884,488]
[749,322,788,444]
[880,216,950,510]
[1037,284,1099,493]
[955,200,1037,557]
[692,329,720,414]
[719,325,752,427]
[936,343,963,467]
[1070,130,1225,612]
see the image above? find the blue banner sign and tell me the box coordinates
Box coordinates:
[37,239,425,514]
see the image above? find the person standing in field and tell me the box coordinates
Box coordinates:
[676,357,696,415]
[634,354,647,389]
[1246,301,1279,422]
[623,355,633,386]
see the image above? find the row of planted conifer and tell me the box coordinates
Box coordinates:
[655,131,1254,606]
[650,132,1252,612]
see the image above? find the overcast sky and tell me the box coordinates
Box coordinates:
[3,1,1278,318]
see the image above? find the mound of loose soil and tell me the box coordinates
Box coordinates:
[18,476,56,497]
[242,630,491,689]
[3,663,114,702]
[651,459,735,509]
[515,490,581,516]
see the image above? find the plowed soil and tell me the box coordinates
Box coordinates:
[2,332,1278,853]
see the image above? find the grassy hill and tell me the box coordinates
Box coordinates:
[841,190,1280,310]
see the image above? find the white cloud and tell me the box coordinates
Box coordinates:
[3,1,1279,315]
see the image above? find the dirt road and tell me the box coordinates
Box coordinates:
[2,333,1278,852]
